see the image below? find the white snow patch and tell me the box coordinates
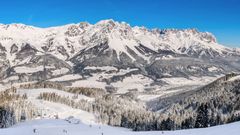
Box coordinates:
[52,68,69,76]
[111,74,153,94]
[228,75,240,82]
[2,76,19,83]
[137,95,161,101]
[14,66,43,73]
[71,79,106,89]
[85,66,118,71]
[49,74,82,81]
[160,76,220,86]
[208,66,219,72]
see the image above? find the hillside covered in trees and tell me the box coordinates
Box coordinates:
[1,73,240,131]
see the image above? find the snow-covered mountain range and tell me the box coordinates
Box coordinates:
[0,19,240,95]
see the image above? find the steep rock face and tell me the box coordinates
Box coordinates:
[10,44,18,54]
[0,43,6,59]
[16,44,38,60]
[0,61,9,80]
[71,41,146,70]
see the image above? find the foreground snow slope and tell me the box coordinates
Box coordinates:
[0,119,239,135]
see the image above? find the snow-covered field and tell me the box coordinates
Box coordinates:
[0,119,239,135]
[49,74,82,82]
[14,66,44,74]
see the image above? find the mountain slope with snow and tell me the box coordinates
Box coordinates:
[1,19,240,97]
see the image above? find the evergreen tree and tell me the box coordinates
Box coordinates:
[195,103,209,128]
[181,117,194,129]
[160,117,175,130]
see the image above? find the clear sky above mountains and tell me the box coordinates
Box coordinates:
[0,0,239,47]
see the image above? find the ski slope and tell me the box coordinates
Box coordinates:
[0,119,239,135]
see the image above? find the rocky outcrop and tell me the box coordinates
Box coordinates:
[10,44,18,54]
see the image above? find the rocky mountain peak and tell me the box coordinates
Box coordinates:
[78,22,91,29]
[65,25,83,37]
[0,23,37,31]
[199,32,217,43]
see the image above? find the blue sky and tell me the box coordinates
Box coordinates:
[0,0,239,47]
